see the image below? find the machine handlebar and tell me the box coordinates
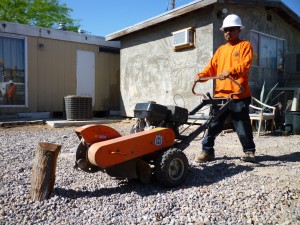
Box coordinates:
[192,76,244,99]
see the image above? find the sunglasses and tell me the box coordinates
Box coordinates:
[223,27,239,32]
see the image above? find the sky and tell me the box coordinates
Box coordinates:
[59,0,300,37]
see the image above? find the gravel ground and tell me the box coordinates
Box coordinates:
[0,120,299,225]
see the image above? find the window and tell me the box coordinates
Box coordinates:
[250,30,285,70]
[0,35,26,106]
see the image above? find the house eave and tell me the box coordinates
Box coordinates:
[105,0,300,41]
[105,0,217,41]
[0,21,120,49]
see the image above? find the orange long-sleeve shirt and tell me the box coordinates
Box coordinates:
[198,40,253,99]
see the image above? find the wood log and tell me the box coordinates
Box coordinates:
[30,142,61,201]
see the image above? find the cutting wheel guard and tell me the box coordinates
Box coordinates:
[88,128,176,168]
[74,124,123,173]
[192,76,244,98]
[74,124,122,144]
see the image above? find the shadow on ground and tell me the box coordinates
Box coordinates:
[53,161,253,199]
[255,152,300,164]
[53,152,299,199]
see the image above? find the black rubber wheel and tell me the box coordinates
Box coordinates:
[154,148,189,187]
[75,142,100,173]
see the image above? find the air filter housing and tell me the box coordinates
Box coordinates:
[64,96,93,120]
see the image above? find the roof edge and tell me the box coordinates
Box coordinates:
[0,21,120,48]
[105,0,217,41]
[105,0,300,41]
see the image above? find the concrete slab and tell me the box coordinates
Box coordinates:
[0,117,123,128]
[18,112,51,119]
[45,117,122,128]
[0,120,45,127]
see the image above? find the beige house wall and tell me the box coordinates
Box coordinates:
[28,37,120,112]
[0,22,120,115]
[96,51,120,112]
[120,7,214,117]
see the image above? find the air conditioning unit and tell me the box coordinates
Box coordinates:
[64,96,93,120]
[172,27,195,50]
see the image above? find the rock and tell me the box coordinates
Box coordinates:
[0,123,299,224]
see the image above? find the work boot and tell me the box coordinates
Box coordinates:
[241,152,256,162]
[194,151,215,163]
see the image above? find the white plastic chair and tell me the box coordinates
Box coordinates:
[249,97,276,137]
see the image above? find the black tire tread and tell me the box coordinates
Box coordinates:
[154,148,189,187]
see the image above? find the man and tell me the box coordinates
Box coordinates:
[194,14,256,163]
[5,80,16,105]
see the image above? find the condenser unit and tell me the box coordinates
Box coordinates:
[64,96,93,120]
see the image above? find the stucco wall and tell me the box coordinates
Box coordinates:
[120,7,214,117]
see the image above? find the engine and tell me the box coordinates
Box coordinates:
[130,101,188,136]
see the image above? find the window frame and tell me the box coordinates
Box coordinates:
[250,30,285,71]
[0,33,28,108]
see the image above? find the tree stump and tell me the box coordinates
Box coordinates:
[30,142,61,201]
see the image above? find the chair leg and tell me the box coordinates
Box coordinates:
[257,119,262,137]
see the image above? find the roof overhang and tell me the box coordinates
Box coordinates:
[0,21,120,48]
[105,0,217,41]
[105,0,300,41]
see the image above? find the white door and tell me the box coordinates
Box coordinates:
[76,50,95,106]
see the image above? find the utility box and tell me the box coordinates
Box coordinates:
[285,111,300,135]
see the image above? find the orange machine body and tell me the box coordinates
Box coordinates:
[75,124,121,145]
[88,128,175,168]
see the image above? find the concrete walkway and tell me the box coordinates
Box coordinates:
[0,117,122,128]
[45,117,122,128]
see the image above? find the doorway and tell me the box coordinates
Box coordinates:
[76,50,95,106]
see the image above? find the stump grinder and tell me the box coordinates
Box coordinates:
[74,76,243,187]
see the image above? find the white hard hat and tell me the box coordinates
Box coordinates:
[220,14,244,31]
[9,80,14,84]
